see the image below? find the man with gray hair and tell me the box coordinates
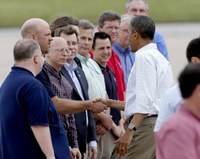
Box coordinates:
[77,19,111,159]
[125,0,169,60]
[112,14,135,85]
[77,19,107,102]
[115,16,173,159]
[0,39,70,158]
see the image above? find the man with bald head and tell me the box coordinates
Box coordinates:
[21,18,52,54]
[54,26,98,159]
[44,37,82,159]
[20,18,106,115]
[0,39,70,159]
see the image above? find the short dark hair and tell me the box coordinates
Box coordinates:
[50,15,79,36]
[130,16,155,40]
[98,11,121,27]
[186,37,200,62]
[54,25,79,42]
[179,63,200,98]
[13,39,39,61]
[92,32,111,49]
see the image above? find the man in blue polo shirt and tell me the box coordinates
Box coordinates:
[0,39,70,159]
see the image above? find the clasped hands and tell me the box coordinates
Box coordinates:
[89,98,108,113]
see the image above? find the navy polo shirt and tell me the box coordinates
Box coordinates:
[0,67,70,159]
[98,64,121,125]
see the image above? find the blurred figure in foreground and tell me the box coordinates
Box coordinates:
[156,63,200,159]
[154,37,200,132]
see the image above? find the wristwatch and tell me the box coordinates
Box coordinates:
[128,123,136,131]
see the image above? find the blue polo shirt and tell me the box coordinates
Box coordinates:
[0,67,70,159]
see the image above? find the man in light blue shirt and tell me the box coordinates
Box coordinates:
[153,31,168,60]
[154,84,182,132]
[155,37,200,132]
[125,0,169,60]
[112,15,135,85]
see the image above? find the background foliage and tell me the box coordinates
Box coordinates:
[0,0,200,27]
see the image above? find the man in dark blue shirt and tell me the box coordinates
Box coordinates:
[0,39,70,159]
[93,32,124,159]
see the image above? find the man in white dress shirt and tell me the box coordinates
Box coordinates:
[115,16,173,159]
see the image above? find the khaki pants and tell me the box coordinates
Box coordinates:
[97,131,121,159]
[122,117,156,159]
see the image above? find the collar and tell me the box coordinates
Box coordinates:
[136,43,157,54]
[64,60,77,71]
[44,62,62,80]
[12,66,34,76]
[97,62,110,72]
[76,53,90,64]
[113,42,131,55]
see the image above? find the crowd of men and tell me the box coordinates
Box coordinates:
[1,0,200,159]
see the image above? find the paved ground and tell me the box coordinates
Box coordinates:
[0,23,200,85]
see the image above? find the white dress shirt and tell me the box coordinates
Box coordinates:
[77,54,106,99]
[64,61,97,147]
[125,43,174,119]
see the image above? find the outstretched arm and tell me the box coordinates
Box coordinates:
[52,96,107,114]
[106,99,125,111]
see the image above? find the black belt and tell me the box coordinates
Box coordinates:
[128,114,158,123]
[147,114,158,117]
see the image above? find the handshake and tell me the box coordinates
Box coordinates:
[89,98,125,113]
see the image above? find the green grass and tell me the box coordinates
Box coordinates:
[149,0,200,22]
[0,0,200,27]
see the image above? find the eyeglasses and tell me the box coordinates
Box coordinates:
[104,26,119,31]
[51,48,71,55]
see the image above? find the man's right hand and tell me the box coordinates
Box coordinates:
[89,100,107,113]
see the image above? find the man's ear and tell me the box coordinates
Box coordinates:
[33,54,39,64]
[32,34,36,40]
[133,31,139,39]
[26,34,36,40]
[191,57,200,63]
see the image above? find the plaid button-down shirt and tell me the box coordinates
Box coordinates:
[44,62,78,148]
